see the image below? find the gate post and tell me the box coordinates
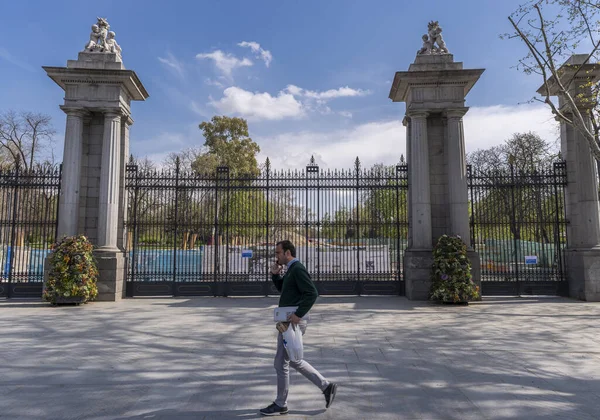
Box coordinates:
[388,22,484,299]
[539,55,600,301]
[43,18,148,301]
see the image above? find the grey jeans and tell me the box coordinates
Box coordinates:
[274,320,329,407]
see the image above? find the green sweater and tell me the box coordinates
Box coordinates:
[272,261,318,318]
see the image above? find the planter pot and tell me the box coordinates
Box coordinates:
[53,296,86,305]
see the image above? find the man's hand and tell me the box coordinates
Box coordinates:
[275,322,289,333]
[270,262,283,275]
[288,313,302,325]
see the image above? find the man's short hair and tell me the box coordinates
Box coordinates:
[276,240,296,257]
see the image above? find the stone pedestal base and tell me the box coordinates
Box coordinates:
[94,250,126,301]
[67,52,124,70]
[404,249,482,301]
[404,250,434,300]
[566,247,600,301]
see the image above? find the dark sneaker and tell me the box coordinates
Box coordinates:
[260,402,288,416]
[323,383,338,408]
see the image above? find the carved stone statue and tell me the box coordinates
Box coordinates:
[84,24,102,51]
[417,34,432,55]
[417,21,450,55]
[83,17,119,54]
[104,31,122,56]
[432,25,448,53]
[97,17,109,45]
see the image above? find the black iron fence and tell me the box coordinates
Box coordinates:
[0,157,571,299]
[468,161,569,296]
[125,157,409,297]
[0,165,61,298]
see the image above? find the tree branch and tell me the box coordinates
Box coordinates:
[510,5,600,162]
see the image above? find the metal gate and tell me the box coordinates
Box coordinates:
[0,165,61,298]
[468,161,569,296]
[125,157,409,297]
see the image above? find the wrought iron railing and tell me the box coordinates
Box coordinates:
[125,157,409,297]
[0,164,61,298]
[468,161,569,295]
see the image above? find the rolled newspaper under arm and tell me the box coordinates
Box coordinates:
[274,306,299,322]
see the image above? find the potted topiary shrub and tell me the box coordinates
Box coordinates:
[43,235,98,305]
[429,234,479,304]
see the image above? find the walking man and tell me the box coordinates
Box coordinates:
[260,240,338,416]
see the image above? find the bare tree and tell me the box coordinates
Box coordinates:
[163,146,203,173]
[469,132,558,172]
[506,0,600,163]
[0,110,56,171]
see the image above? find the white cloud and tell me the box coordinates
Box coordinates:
[238,41,273,67]
[196,50,253,77]
[204,78,225,88]
[464,105,558,152]
[129,104,559,172]
[256,120,405,170]
[254,104,558,170]
[285,85,370,100]
[207,84,370,121]
[285,85,303,96]
[210,86,304,121]
[158,53,185,78]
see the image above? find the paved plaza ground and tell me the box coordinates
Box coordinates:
[1,296,600,419]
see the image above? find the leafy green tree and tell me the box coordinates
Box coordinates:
[220,189,267,243]
[359,163,409,240]
[180,116,262,245]
[192,116,261,177]
[468,132,562,243]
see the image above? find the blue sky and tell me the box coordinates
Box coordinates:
[0,0,561,169]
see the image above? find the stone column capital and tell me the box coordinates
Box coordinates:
[60,106,88,118]
[122,115,134,126]
[406,110,429,119]
[446,108,469,119]
[101,108,124,119]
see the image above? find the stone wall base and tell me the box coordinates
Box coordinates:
[94,250,126,301]
[404,250,434,300]
[566,247,600,301]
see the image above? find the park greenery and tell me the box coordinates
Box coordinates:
[124,113,567,250]
[0,107,568,253]
[467,132,565,245]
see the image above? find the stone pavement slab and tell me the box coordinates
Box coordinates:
[1,296,600,419]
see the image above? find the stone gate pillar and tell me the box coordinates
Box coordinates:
[539,54,600,301]
[389,22,484,300]
[43,18,149,301]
